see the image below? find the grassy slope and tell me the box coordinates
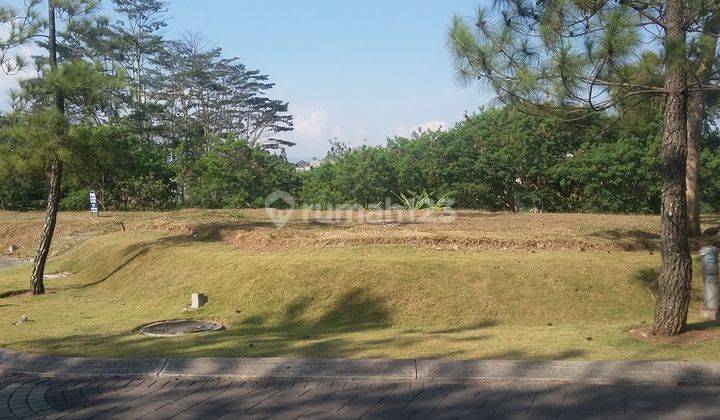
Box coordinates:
[1,214,717,360]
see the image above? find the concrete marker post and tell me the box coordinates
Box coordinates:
[699,246,719,320]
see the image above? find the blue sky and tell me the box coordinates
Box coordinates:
[2,0,494,161]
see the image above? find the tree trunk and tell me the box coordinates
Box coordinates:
[653,0,692,336]
[686,90,703,237]
[685,13,720,237]
[30,0,64,295]
[29,161,62,295]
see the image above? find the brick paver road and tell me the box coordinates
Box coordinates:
[1,374,719,419]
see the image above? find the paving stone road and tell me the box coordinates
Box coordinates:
[1,374,719,419]
[0,257,27,270]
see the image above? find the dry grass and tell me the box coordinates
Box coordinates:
[0,210,719,360]
[4,209,719,259]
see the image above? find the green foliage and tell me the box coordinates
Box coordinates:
[59,187,91,210]
[65,125,176,210]
[388,130,488,209]
[396,190,452,211]
[0,0,45,75]
[447,1,656,116]
[700,129,720,213]
[298,164,346,208]
[558,135,661,213]
[3,109,70,173]
[299,106,670,214]
[110,176,174,211]
[0,172,46,210]
[460,108,582,211]
[2,0,718,217]
[0,99,703,215]
[185,137,300,209]
[0,0,298,212]
[300,145,396,208]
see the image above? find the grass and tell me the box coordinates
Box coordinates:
[0,210,719,360]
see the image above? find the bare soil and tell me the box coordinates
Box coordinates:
[3,209,720,258]
[630,325,719,345]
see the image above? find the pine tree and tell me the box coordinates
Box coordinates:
[448,0,717,336]
[1,0,110,295]
[686,10,720,237]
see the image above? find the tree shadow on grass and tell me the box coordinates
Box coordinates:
[630,267,659,299]
[699,214,720,238]
[240,288,394,335]
[685,319,720,331]
[428,321,498,334]
[189,221,277,241]
[592,227,716,252]
[75,246,153,290]
[0,234,213,297]
[590,229,660,251]
[49,233,222,292]
[2,285,528,361]
[0,289,28,299]
[186,219,364,243]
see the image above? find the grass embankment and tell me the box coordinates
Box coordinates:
[0,210,718,360]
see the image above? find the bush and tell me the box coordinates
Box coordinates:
[185,137,300,208]
[60,188,90,211]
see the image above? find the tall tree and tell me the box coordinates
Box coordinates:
[1,0,100,294]
[56,0,169,130]
[112,0,166,131]
[29,0,65,295]
[686,9,720,237]
[152,36,293,149]
[448,0,710,335]
[654,0,692,335]
[113,0,166,101]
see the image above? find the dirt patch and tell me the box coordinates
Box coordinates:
[630,325,719,345]
[216,226,604,252]
[43,272,70,280]
[9,209,720,256]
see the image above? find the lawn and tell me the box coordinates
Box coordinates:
[0,210,718,360]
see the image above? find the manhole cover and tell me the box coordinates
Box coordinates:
[139,320,223,337]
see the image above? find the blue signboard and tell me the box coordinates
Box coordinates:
[89,190,99,214]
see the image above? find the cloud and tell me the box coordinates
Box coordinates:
[294,110,328,139]
[285,108,342,160]
[0,23,41,111]
[0,67,34,109]
[395,120,447,137]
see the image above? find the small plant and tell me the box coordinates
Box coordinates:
[395,190,452,210]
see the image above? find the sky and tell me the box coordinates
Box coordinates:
[1,0,495,161]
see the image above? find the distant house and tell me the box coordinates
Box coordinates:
[295,159,323,172]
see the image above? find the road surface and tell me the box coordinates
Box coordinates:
[1,374,719,418]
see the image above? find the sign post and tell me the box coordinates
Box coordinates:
[89,190,99,218]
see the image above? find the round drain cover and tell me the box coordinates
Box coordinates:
[139,320,223,337]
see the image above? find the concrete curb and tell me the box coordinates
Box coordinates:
[2,347,720,385]
[160,357,416,381]
[416,359,720,385]
[0,347,167,378]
